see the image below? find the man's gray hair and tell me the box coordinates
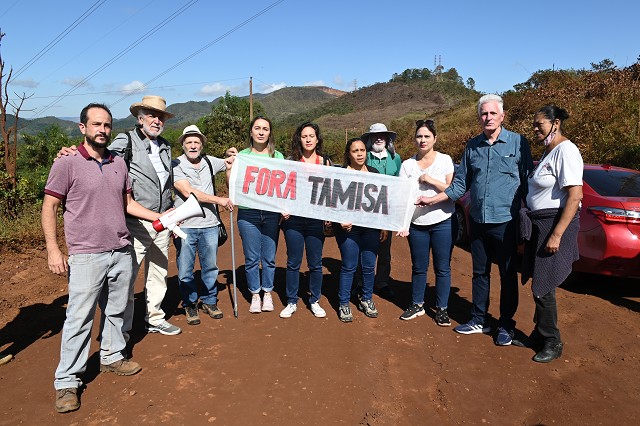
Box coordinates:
[477,94,504,116]
[137,108,150,119]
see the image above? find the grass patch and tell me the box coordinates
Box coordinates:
[0,202,48,251]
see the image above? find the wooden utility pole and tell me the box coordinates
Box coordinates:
[249,76,253,121]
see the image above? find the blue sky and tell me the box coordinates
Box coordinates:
[1,0,638,120]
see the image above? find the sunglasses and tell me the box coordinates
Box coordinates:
[416,119,435,127]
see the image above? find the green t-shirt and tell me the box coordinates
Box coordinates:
[239,147,284,159]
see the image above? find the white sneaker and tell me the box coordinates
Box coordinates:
[262,292,274,312]
[249,294,261,313]
[310,302,326,318]
[279,303,297,318]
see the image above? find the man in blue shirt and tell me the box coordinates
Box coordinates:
[417,94,533,346]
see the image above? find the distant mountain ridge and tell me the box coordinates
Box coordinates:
[12,86,346,136]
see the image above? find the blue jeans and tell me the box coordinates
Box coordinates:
[336,226,380,305]
[469,219,519,329]
[174,227,220,306]
[282,216,325,304]
[237,209,281,293]
[407,217,453,308]
[54,246,131,390]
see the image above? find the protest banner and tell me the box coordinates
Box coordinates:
[228,154,418,231]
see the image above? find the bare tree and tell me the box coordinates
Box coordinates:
[0,31,30,197]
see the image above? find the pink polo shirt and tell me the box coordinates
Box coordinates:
[44,144,133,254]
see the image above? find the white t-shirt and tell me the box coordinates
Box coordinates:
[526,140,583,211]
[149,139,169,186]
[400,152,454,225]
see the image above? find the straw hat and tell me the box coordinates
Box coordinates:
[178,124,207,145]
[129,95,174,119]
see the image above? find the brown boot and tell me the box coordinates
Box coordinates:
[55,388,80,413]
[100,359,142,376]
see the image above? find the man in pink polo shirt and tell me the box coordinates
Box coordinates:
[42,103,163,414]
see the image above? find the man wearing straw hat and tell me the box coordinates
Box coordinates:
[172,125,235,325]
[361,123,402,299]
[110,95,181,337]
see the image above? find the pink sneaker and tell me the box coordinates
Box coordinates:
[249,294,261,313]
[262,292,274,312]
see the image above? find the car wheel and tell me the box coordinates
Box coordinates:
[454,206,468,246]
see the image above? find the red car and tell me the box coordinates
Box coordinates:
[454,164,640,278]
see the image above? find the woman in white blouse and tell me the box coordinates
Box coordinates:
[398,119,455,326]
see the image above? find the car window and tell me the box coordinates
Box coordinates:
[583,169,640,197]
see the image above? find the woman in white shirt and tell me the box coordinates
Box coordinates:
[515,105,583,363]
[398,120,455,326]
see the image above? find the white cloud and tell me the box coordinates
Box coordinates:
[62,77,92,88]
[120,80,146,96]
[334,76,345,86]
[11,78,39,88]
[197,82,232,97]
[304,80,325,87]
[260,82,286,93]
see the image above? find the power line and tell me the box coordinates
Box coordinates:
[41,0,154,83]
[12,0,106,80]
[110,0,286,108]
[0,0,21,19]
[29,0,199,119]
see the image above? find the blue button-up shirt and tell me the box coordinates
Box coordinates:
[445,127,533,224]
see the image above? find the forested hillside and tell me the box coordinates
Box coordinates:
[387,61,640,169]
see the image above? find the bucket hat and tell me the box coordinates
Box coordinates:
[361,122,397,157]
[361,123,397,143]
[178,124,207,145]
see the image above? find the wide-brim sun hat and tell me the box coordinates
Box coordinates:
[178,124,207,145]
[361,122,397,143]
[129,95,175,119]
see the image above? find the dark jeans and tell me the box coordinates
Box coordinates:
[534,289,560,343]
[237,209,281,293]
[407,218,453,308]
[282,216,325,304]
[469,219,519,329]
[336,226,380,306]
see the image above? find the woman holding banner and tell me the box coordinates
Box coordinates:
[398,119,455,326]
[335,137,388,322]
[279,122,331,319]
[236,116,285,314]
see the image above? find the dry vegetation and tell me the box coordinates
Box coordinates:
[2,63,640,251]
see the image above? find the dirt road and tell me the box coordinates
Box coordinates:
[1,218,639,425]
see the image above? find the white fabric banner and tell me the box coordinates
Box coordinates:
[228,154,418,231]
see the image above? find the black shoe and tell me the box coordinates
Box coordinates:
[434,308,451,327]
[200,302,223,319]
[400,304,425,321]
[533,341,563,363]
[185,305,200,325]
